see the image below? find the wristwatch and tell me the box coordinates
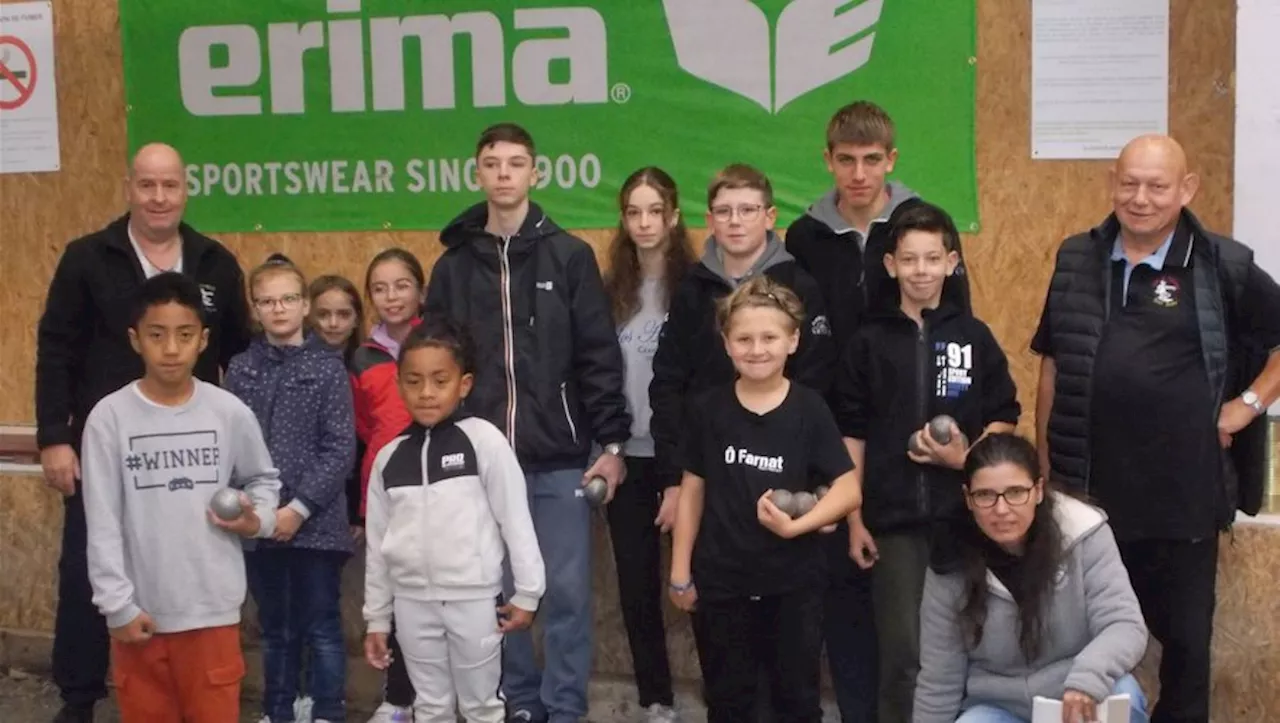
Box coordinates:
[1241,389,1265,414]
[603,442,624,458]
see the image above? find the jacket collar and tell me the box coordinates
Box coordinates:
[104,213,216,270]
[1089,209,1205,269]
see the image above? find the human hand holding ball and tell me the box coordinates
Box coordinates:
[208,487,262,538]
[907,415,969,470]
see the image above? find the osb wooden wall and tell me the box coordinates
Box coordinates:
[2,0,1274,718]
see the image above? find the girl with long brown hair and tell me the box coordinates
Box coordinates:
[601,166,694,722]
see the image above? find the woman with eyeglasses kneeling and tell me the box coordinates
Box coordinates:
[913,433,1150,723]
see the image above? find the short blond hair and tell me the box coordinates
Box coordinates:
[716,276,805,334]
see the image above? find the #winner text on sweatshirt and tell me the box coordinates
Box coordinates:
[82,380,282,633]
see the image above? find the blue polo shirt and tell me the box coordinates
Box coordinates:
[1110,232,1178,302]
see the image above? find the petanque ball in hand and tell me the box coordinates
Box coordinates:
[210,487,243,521]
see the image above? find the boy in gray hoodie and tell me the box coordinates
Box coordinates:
[82,272,282,723]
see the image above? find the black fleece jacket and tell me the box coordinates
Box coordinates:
[36,214,251,450]
[426,202,630,471]
[833,279,1020,534]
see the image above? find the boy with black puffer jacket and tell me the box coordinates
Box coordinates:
[832,202,1020,723]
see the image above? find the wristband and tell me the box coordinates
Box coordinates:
[669,579,694,594]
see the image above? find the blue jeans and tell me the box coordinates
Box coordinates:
[956,674,1149,723]
[247,548,348,722]
[501,468,593,722]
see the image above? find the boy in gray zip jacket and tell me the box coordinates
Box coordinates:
[914,485,1148,722]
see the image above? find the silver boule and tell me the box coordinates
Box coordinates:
[210,487,243,521]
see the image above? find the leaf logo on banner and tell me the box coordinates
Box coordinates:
[663,0,885,113]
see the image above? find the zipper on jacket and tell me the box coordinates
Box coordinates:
[916,321,930,518]
[560,382,579,446]
[498,236,518,445]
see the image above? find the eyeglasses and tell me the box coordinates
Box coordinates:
[710,204,765,223]
[966,486,1034,508]
[253,294,303,311]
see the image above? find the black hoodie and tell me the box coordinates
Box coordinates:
[649,233,836,485]
[36,214,251,450]
[426,202,630,471]
[832,273,1019,534]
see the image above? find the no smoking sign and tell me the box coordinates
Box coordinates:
[0,34,37,110]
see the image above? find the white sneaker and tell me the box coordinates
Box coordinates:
[643,703,679,723]
[294,696,314,723]
[367,701,415,722]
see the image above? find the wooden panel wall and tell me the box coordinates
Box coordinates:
[3,1,1268,718]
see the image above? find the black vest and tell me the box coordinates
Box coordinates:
[1042,210,1268,518]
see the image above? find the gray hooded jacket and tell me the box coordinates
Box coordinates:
[913,494,1148,722]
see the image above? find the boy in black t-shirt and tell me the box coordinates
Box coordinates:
[833,202,1020,723]
[669,277,862,723]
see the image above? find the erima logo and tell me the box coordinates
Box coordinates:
[663,0,884,113]
[536,281,554,291]
[178,0,607,116]
[440,452,466,470]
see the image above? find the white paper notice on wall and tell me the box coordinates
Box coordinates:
[0,1,60,174]
[1030,0,1169,160]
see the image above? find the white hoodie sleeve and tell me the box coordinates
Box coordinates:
[82,403,141,630]
[473,422,545,613]
[362,444,396,634]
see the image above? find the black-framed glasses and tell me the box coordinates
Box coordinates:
[967,486,1034,509]
[710,204,764,222]
[253,294,304,311]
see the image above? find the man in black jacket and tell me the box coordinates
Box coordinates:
[785,101,972,723]
[1033,134,1280,723]
[425,123,630,723]
[35,142,251,723]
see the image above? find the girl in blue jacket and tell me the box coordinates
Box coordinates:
[225,255,357,723]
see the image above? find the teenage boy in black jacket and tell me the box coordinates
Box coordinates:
[833,202,1019,723]
[650,164,835,486]
[35,142,251,723]
[425,123,630,723]
[785,102,974,722]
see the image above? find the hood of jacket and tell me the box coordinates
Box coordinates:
[805,180,920,236]
[696,231,793,286]
[439,201,563,254]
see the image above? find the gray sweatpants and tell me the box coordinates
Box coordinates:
[394,596,504,723]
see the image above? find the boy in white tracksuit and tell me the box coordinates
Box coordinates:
[363,319,546,723]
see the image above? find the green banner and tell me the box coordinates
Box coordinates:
[120,0,976,233]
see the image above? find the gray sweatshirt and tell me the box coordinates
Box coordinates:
[82,381,282,633]
[913,494,1148,722]
[618,278,665,457]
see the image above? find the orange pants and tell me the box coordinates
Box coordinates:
[110,623,244,723]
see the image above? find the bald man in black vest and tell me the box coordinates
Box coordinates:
[1031,134,1280,723]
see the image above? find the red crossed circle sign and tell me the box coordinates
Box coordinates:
[0,35,38,111]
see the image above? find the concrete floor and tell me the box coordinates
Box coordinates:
[0,665,844,722]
